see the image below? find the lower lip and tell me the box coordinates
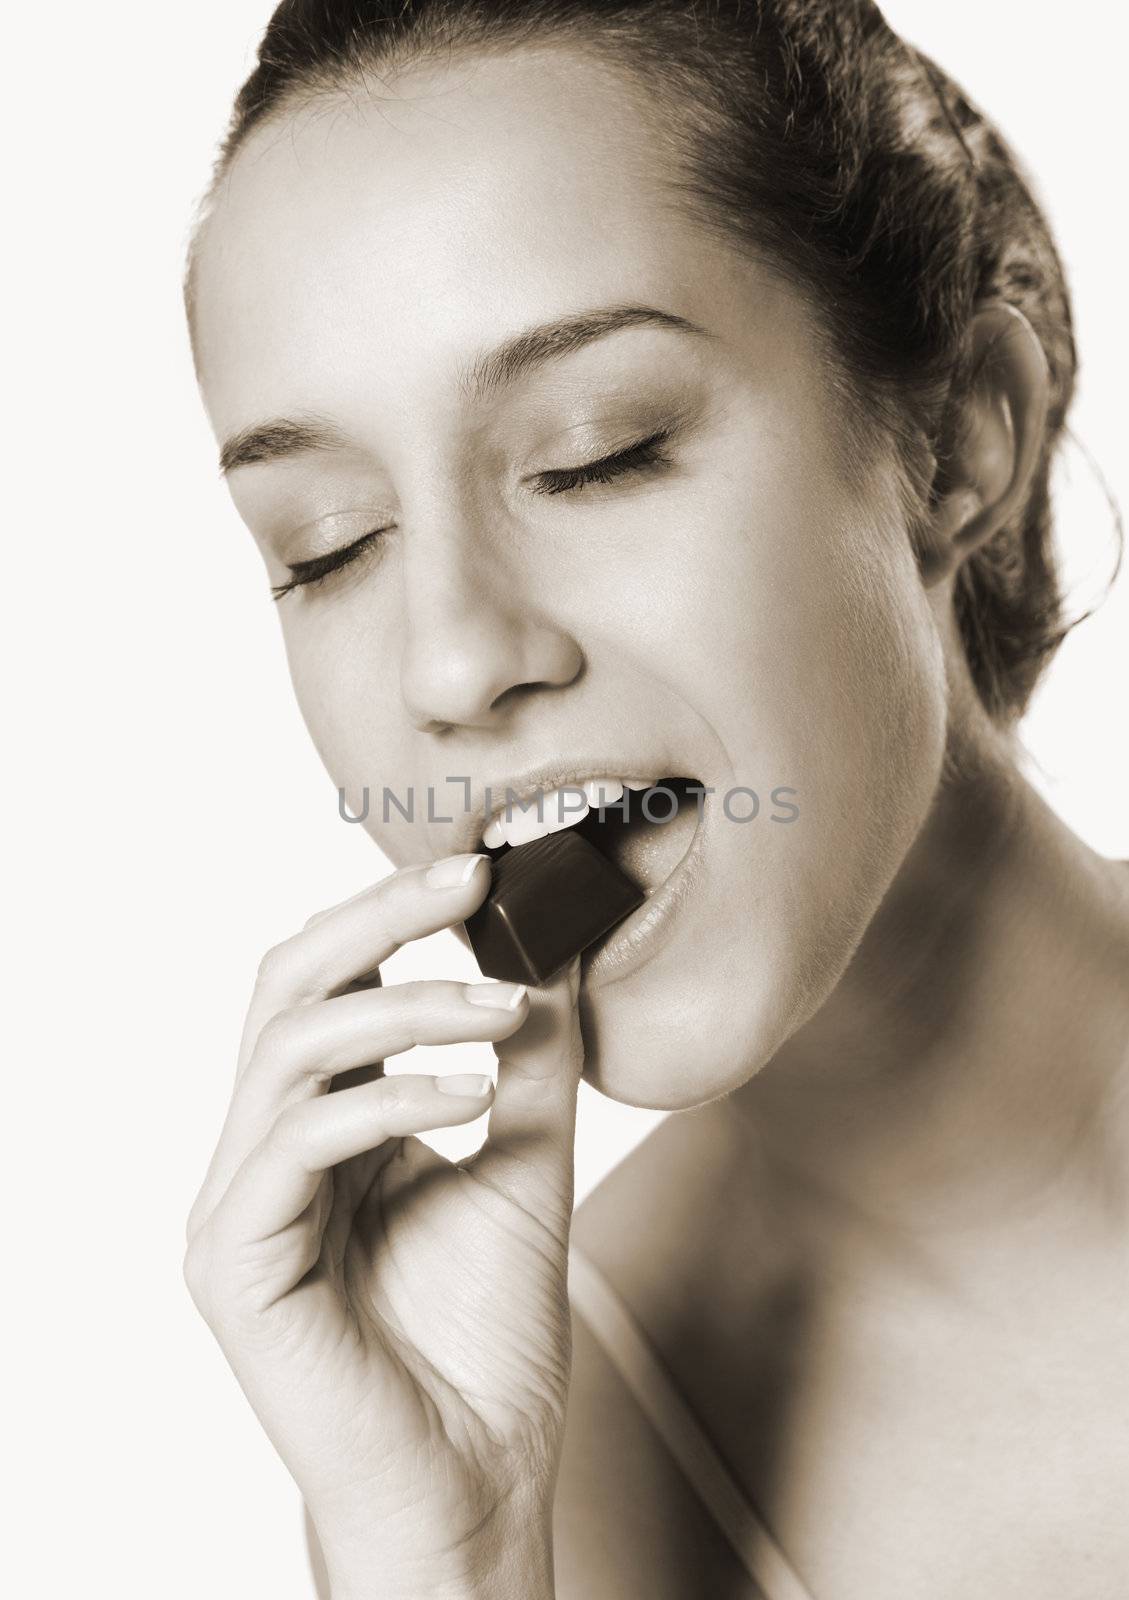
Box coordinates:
[581,801,707,986]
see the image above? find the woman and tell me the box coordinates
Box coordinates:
[183,2,1129,1595]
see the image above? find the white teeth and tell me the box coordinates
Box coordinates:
[483,784,591,850]
[509,794,586,847]
[482,776,650,850]
[544,796,591,836]
[583,779,624,809]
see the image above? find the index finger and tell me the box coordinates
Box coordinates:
[235,852,490,1080]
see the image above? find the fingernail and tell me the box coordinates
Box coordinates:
[435,1072,494,1097]
[425,853,488,889]
[464,981,528,1011]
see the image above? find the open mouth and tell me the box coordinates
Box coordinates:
[481,775,704,898]
[469,775,708,985]
[574,776,702,894]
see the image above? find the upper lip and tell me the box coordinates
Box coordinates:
[442,758,673,855]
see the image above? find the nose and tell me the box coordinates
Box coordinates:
[399,542,584,733]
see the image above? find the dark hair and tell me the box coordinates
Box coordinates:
[207,0,1093,724]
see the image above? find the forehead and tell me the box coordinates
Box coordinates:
[192,45,750,434]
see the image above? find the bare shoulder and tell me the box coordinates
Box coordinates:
[554,1260,755,1600]
[555,1119,760,1600]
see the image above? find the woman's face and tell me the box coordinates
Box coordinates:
[193,45,948,1109]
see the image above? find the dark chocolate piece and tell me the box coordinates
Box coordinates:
[464,828,645,985]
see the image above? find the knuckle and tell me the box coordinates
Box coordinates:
[255,937,296,993]
[252,1003,307,1059]
[366,874,419,935]
[393,978,453,1024]
[269,1102,310,1158]
[374,1074,407,1116]
[184,1194,206,1245]
[182,1234,213,1311]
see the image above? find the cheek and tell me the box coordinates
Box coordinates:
[584,478,949,1109]
[766,498,946,867]
[635,449,947,850]
[766,503,948,1001]
[281,618,419,855]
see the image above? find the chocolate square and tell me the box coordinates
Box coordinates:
[464,828,645,985]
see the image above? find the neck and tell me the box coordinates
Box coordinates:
[724,726,1129,1285]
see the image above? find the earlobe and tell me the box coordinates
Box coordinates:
[918,301,1050,587]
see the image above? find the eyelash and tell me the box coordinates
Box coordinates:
[271,427,675,599]
[271,530,385,599]
[532,427,675,496]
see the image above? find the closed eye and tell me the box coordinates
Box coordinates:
[271,528,388,599]
[532,428,675,496]
[271,428,676,599]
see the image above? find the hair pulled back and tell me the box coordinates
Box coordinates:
[213,0,1083,724]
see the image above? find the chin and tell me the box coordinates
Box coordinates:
[574,925,817,1111]
[574,769,945,1111]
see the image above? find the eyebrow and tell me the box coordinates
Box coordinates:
[460,302,710,401]
[219,303,710,474]
[219,417,347,476]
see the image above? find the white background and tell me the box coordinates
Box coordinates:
[7,3,1126,1595]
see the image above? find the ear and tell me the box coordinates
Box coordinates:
[918,301,1049,587]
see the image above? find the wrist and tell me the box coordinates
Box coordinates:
[332,1555,553,1600]
[325,1504,555,1600]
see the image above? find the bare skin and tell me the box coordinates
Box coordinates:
[189,42,1129,1600]
[560,760,1129,1599]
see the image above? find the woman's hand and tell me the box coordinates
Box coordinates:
[184,853,584,1600]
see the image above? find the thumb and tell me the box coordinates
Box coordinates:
[470,957,585,1233]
